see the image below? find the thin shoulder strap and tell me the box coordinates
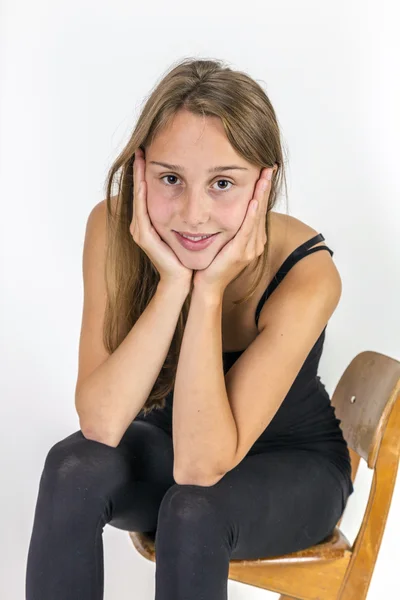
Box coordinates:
[255,233,334,327]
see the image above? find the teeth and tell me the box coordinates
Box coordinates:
[181,233,212,241]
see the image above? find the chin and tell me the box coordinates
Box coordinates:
[177,250,216,267]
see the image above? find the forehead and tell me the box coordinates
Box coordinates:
[147,110,253,172]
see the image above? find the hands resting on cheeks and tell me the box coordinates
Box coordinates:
[130,147,277,298]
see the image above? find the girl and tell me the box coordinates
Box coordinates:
[26,57,353,600]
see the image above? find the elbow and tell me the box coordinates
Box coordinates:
[172,446,233,486]
[76,393,122,448]
[173,449,233,486]
[173,464,226,487]
[80,425,121,448]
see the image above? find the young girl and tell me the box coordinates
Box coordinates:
[25,57,353,600]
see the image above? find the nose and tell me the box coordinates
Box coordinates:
[178,187,212,228]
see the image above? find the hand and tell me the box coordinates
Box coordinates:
[193,166,277,295]
[130,147,194,289]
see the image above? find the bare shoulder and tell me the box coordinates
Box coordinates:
[271,211,330,266]
[253,211,340,333]
[96,194,119,218]
[88,195,120,237]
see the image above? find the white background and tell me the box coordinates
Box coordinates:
[1,1,399,598]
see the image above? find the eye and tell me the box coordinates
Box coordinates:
[214,179,233,192]
[160,175,234,192]
[160,175,180,186]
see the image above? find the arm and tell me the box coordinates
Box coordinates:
[172,287,237,485]
[171,167,273,482]
[174,250,342,486]
[76,281,190,447]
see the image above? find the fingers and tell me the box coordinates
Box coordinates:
[256,165,275,228]
[257,167,273,199]
[249,167,272,220]
[241,167,274,242]
[133,149,146,219]
[133,149,144,189]
[240,197,260,240]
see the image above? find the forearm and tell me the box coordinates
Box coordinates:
[172,287,237,483]
[76,280,190,447]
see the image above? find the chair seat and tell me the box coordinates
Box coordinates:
[129,526,352,565]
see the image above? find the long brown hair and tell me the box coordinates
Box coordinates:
[102,57,288,415]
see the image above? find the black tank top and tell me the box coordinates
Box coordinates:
[138,233,354,500]
[222,233,334,371]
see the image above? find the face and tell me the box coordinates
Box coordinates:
[143,109,262,269]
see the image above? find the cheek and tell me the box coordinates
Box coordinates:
[219,202,246,232]
[218,185,252,228]
[146,188,173,224]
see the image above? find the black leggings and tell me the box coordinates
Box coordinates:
[25,419,349,599]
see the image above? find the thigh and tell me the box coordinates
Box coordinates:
[118,418,174,487]
[40,422,174,534]
[107,420,175,532]
[208,448,346,560]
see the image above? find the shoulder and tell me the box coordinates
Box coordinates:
[256,211,341,330]
[89,195,120,231]
[270,212,328,265]
[96,195,119,217]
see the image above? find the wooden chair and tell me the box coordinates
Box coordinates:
[129,350,400,599]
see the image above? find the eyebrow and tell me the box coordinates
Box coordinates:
[149,161,249,174]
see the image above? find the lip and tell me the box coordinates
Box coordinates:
[177,231,218,236]
[173,231,219,251]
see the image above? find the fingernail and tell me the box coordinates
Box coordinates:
[261,180,268,191]
[266,168,273,181]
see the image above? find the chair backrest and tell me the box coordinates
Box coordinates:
[329,351,400,598]
[331,350,400,471]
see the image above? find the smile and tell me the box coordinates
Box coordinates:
[173,231,219,251]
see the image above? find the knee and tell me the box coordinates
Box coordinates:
[42,429,125,491]
[157,483,224,530]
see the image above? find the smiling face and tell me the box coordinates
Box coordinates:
[143,109,261,270]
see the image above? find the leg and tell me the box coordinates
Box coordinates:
[25,420,174,600]
[154,448,346,600]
